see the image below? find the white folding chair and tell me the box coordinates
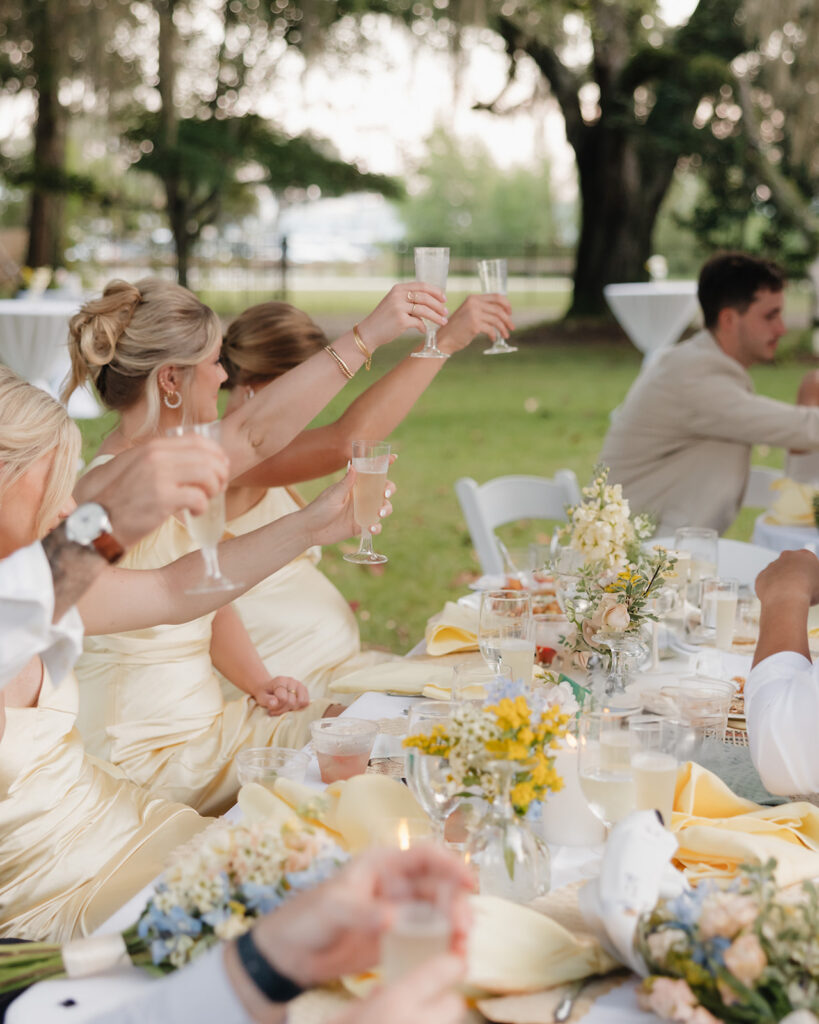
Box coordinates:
[454,471,582,575]
[741,466,782,509]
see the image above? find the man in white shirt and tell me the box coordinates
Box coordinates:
[746,548,819,796]
[0,441,469,1024]
[601,252,819,534]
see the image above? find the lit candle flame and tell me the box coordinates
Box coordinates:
[398,818,411,851]
[565,733,578,750]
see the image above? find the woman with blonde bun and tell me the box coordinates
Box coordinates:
[68,278,413,811]
[215,293,514,695]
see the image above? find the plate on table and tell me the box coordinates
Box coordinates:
[469,573,557,594]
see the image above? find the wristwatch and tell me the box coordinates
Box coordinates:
[64,502,125,564]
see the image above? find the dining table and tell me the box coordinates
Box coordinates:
[0,297,99,418]
[751,511,818,554]
[603,281,699,364]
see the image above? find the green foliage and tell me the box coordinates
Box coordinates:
[400,127,554,251]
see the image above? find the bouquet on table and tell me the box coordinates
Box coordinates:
[0,812,344,997]
[637,859,819,1023]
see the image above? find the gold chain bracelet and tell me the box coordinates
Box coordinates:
[323,344,354,380]
[352,324,372,370]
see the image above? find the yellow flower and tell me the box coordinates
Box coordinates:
[511,780,536,810]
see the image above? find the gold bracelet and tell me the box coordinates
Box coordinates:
[324,344,354,380]
[352,324,372,370]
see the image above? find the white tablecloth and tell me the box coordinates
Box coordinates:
[752,512,819,553]
[603,281,698,361]
[0,298,99,418]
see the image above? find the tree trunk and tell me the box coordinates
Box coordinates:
[568,127,677,318]
[26,0,65,269]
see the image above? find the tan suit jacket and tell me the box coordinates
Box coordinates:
[600,330,819,534]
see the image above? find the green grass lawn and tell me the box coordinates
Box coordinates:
[77,321,815,655]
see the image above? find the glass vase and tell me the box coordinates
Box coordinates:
[590,630,646,710]
[465,761,551,904]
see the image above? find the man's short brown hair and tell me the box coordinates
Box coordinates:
[698,252,785,328]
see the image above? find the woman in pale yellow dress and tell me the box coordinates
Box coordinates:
[68,278,418,811]
[217,294,515,695]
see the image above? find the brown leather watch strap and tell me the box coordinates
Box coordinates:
[91,530,125,564]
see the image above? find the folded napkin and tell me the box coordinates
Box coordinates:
[240,773,430,852]
[765,478,817,526]
[671,762,819,886]
[328,660,454,696]
[424,601,479,656]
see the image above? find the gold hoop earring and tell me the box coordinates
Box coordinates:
[163,390,182,409]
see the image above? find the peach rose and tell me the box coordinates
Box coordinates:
[638,977,698,1021]
[698,892,758,940]
[723,933,767,987]
[600,599,630,632]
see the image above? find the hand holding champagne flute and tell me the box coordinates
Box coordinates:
[167,421,242,594]
[344,440,392,564]
[412,247,450,359]
[476,259,517,355]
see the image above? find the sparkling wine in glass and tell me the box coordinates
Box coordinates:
[577,709,637,830]
[343,440,391,564]
[476,258,516,355]
[167,421,242,595]
[478,589,534,685]
[629,714,682,827]
[411,247,449,359]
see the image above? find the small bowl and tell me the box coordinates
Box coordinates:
[236,747,310,788]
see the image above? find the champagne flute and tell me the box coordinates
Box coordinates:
[411,247,449,359]
[476,258,517,355]
[478,589,534,685]
[343,440,390,564]
[166,421,241,594]
[577,708,637,830]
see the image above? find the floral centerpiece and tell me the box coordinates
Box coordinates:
[404,678,569,901]
[0,812,343,998]
[557,464,655,570]
[636,859,819,1023]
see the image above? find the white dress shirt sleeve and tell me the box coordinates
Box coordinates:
[745,651,819,796]
[0,542,84,690]
[89,947,251,1024]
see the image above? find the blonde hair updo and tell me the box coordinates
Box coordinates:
[221,302,329,388]
[0,366,81,536]
[63,277,222,437]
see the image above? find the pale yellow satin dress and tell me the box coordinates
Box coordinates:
[0,669,206,941]
[75,458,328,817]
[222,487,395,700]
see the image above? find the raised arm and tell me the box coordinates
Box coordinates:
[232,294,514,487]
[221,284,447,478]
[77,468,392,635]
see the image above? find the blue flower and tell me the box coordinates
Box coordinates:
[138,901,203,941]
[241,883,285,915]
[484,677,529,705]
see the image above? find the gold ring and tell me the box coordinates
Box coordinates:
[407,290,415,302]
[410,302,416,317]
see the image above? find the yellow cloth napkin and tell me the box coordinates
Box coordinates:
[328,660,454,696]
[671,762,819,886]
[424,601,479,656]
[240,774,431,852]
[765,478,817,526]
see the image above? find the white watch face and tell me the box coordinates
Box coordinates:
[66,502,111,547]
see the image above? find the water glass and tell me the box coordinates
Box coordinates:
[310,718,378,783]
[657,679,734,745]
[701,577,739,649]
[673,527,718,641]
[478,589,534,685]
[476,258,516,355]
[450,662,508,704]
[628,715,682,827]
[235,748,310,789]
[405,702,460,843]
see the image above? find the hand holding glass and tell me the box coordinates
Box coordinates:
[343,440,390,564]
[167,421,241,594]
[477,259,516,355]
[412,247,449,359]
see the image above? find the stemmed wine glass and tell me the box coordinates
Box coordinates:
[476,258,517,355]
[478,589,534,685]
[405,703,460,843]
[343,440,391,564]
[167,421,242,595]
[577,708,637,831]
[411,247,449,359]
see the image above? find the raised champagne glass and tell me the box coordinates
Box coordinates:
[343,440,391,564]
[167,421,242,594]
[411,247,449,359]
[477,258,517,354]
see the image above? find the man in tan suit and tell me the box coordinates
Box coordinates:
[601,252,819,534]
